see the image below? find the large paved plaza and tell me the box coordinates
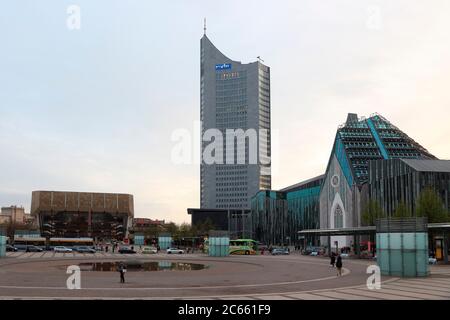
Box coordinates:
[0,252,449,300]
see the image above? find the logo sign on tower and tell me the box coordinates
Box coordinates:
[215,63,231,71]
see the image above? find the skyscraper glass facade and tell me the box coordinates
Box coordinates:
[200,35,271,210]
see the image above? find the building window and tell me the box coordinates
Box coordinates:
[334,205,343,229]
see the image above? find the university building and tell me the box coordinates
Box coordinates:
[251,175,324,246]
[319,113,437,248]
[368,159,450,216]
[248,113,449,255]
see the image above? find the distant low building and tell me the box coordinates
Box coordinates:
[0,206,27,225]
[31,190,134,241]
[0,215,10,225]
[133,218,165,228]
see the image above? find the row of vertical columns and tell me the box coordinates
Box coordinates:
[444,231,449,264]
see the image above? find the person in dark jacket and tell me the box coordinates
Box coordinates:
[336,254,343,276]
[118,262,126,283]
[330,253,336,268]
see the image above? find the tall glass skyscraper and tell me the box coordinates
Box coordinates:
[200,34,271,210]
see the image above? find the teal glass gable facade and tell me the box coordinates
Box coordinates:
[327,113,436,188]
[335,137,354,187]
[320,113,436,249]
[251,175,324,246]
[367,118,389,160]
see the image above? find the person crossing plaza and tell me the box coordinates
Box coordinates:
[336,254,343,276]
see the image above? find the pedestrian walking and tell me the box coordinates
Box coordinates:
[336,254,343,276]
[330,253,336,268]
[118,262,126,283]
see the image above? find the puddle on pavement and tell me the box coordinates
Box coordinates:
[76,261,208,272]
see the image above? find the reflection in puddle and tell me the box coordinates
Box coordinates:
[78,261,208,272]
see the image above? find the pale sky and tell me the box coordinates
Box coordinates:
[1,1,449,224]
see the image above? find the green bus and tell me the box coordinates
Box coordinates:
[229,239,258,255]
[203,238,258,255]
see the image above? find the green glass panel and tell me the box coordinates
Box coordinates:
[377,232,429,277]
[0,236,6,258]
[208,237,229,257]
[388,233,402,250]
[402,233,416,250]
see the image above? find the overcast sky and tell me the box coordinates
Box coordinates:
[1,1,449,223]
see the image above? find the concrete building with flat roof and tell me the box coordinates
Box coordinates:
[31,191,134,241]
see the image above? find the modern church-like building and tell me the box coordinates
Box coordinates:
[319,113,437,248]
[200,32,271,210]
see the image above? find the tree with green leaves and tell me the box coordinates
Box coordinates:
[195,218,216,237]
[416,187,449,223]
[178,223,193,238]
[362,199,385,226]
[142,224,159,239]
[393,201,411,218]
[163,222,178,236]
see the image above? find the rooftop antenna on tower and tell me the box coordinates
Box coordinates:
[257,56,264,63]
[204,18,207,35]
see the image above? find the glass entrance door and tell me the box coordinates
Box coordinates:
[435,238,443,260]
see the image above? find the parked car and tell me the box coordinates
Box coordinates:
[53,246,73,253]
[6,244,18,252]
[167,248,184,254]
[14,244,28,251]
[303,246,323,256]
[26,245,43,252]
[74,246,96,253]
[118,246,136,254]
[271,248,289,255]
[141,246,157,254]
